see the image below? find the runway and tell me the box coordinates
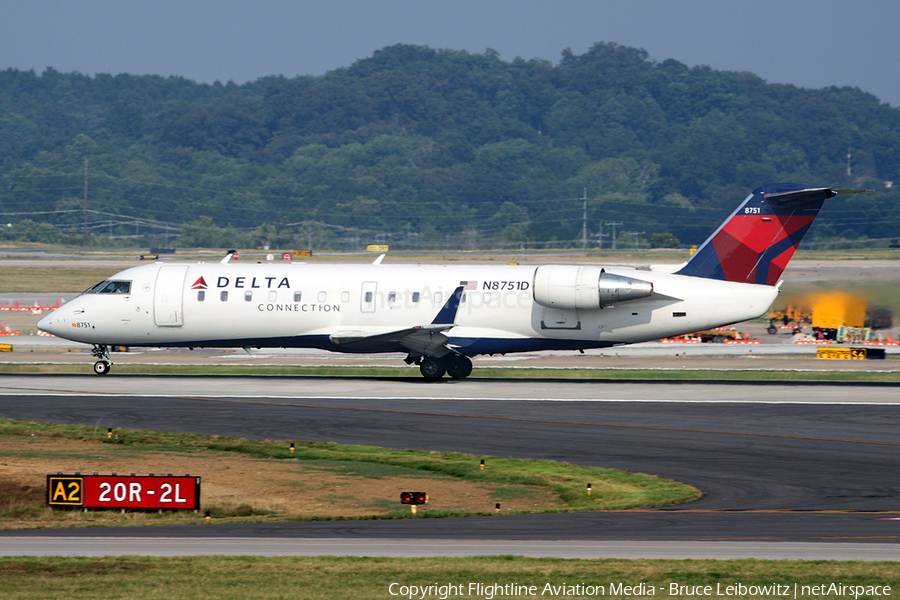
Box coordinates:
[3,538,899,560]
[2,375,900,559]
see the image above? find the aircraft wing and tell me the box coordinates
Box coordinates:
[328,286,465,356]
[329,324,453,355]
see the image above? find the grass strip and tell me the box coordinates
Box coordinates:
[2,362,900,382]
[0,267,120,293]
[0,418,699,523]
[0,556,897,599]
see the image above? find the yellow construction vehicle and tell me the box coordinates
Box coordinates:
[769,292,887,341]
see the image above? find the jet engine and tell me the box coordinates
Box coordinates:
[533,265,653,310]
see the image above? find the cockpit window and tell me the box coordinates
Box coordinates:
[85,280,131,294]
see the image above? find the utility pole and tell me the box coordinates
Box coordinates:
[847,147,852,178]
[82,157,88,246]
[581,188,587,250]
[606,221,623,250]
[630,231,646,249]
[596,221,609,249]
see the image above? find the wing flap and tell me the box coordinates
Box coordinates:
[329,325,451,356]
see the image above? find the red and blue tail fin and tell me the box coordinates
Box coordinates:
[676,183,847,285]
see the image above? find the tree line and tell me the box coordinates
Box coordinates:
[1,42,898,250]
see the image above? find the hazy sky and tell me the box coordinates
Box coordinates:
[2,0,898,107]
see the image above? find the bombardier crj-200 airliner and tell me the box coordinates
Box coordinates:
[38,184,862,379]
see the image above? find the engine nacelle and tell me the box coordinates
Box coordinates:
[533,265,654,310]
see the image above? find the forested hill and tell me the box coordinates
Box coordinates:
[2,42,899,250]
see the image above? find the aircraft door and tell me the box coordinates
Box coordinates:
[154,265,189,326]
[361,281,377,313]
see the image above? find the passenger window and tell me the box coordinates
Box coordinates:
[197,291,205,301]
[483,292,491,304]
[364,292,373,303]
[434,292,442,304]
[268,291,277,302]
[317,291,326,302]
[220,291,228,301]
[388,292,397,304]
[244,291,252,302]
[412,292,420,303]
[293,291,302,302]
[341,291,350,302]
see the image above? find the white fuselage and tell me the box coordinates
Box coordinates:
[39,261,778,355]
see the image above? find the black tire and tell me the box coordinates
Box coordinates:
[93,361,111,375]
[767,324,778,335]
[445,355,473,379]
[419,357,445,379]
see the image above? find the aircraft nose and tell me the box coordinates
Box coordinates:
[37,313,61,335]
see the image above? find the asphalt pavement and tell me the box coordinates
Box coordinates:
[1,376,900,558]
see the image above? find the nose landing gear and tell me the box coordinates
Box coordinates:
[91,344,112,375]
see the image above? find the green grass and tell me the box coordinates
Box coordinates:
[0,266,120,293]
[2,362,900,381]
[0,556,897,599]
[0,418,699,522]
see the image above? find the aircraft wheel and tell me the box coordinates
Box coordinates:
[767,324,778,335]
[445,355,472,379]
[419,357,446,380]
[93,361,111,375]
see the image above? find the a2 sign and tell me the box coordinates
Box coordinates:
[47,474,200,510]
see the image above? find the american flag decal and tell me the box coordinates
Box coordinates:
[460,281,477,290]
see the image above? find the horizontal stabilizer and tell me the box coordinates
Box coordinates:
[764,187,868,209]
[765,187,837,208]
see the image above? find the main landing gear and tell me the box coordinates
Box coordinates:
[418,354,473,380]
[91,344,111,375]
